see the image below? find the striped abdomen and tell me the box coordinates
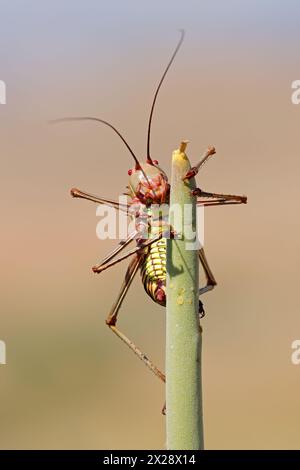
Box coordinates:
[140,237,167,306]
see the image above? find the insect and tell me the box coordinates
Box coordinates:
[54,31,247,389]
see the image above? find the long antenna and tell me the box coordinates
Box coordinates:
[146,30,185,162]
[50,116,142,169]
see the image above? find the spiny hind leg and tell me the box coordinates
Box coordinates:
[198,247,217,318]
[105,254,165,384]
[199,247,217,295]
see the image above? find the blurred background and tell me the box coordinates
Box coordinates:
[0,0,300,449]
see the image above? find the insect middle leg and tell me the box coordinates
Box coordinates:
[195,189,247,206]
[92,234,162,273]
[93,231,137,272]
[105,254,165,383]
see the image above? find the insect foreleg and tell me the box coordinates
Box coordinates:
[71,187,129,213]
[183,146,216,180]
[106,255,165,383]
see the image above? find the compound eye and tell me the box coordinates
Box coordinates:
[128,169,133,176]
[153,160,159,165]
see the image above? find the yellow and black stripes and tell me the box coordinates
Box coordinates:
[140,237,167,306]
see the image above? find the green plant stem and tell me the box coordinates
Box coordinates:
[166,141,204,450]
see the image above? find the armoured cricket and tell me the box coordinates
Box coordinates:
[54,31,247,388]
